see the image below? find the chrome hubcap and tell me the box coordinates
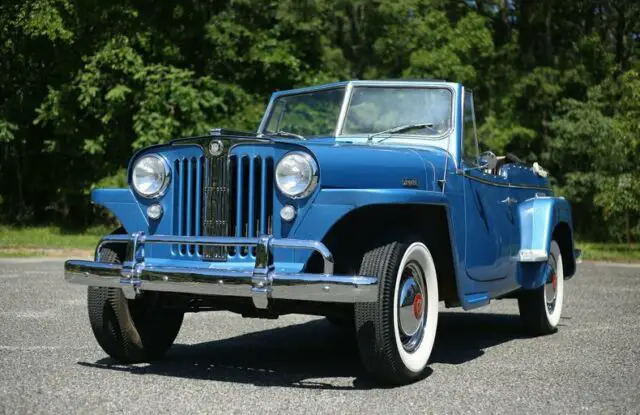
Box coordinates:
[545,256,558,313]
[397,261,426,352]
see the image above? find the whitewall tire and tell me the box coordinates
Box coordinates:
[355,240,439,385]
[518,240,564,335]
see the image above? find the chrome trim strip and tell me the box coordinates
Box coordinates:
[463,171,550,192]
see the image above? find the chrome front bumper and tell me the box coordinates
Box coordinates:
[64,232,378,309]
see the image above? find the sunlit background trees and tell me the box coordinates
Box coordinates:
[0,0,638,243]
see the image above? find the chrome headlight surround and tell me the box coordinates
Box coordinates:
[275,151,319,199]
[131,154,171,199]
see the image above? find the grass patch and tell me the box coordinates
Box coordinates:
[0,225,110,251]
[578,242,640,262]
[0,250,43,258]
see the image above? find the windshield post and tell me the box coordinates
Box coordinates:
[256,99,274,135]
[334,82,353,136]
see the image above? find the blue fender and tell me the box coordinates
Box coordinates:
[291,188,449,245]
[289,187,454,270]
[92,189,147,232]
[516,196,576,289]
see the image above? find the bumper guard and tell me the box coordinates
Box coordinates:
[64,232,378,309]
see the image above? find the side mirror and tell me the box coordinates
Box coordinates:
[479,150,498,171]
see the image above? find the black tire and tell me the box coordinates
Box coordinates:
[518,240,564,336]
[87,245,184,363]
[517,289,553,335]
[354,240,439,385]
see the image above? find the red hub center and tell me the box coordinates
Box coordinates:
[551,272,557,290]
[413,293,423,319]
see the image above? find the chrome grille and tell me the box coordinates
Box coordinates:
[202,155,231,260]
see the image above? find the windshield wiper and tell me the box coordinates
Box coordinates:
[367,123,435,143]
[266,130,306,140]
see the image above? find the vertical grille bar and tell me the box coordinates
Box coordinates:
[247,157,256,239]
[186,157,194,255]
[235,156,244,256]
[219,155,227,257]
[177,159,185,255]
[215,156,226,256]
[195,156,203,256]
[227,156,237,257]
[266,158,274,235]
[259,159,267,235]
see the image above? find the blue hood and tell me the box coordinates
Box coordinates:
[277,138,451,192]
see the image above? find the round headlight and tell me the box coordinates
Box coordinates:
[275,152,318,198]
[132,155,170,198]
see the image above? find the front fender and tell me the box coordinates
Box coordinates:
[516,196,577,289]
[92,188,147,232]
[290,188,449,264]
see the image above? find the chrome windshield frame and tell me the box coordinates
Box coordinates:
[336,82,456,140]
[256,81,457,141]
[257,81,457,142]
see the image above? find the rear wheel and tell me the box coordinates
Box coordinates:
[355,241,439,385]
[518,240,565,335]
[87,246,184,363]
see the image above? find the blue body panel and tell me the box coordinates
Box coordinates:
[91,80,578,311]
[515,195,577,288]
[462,169,516,282]
[517,196,573,257]
[92,189,147,231]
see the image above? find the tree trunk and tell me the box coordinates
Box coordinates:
[544,0,554,66]
[613,1,628,71]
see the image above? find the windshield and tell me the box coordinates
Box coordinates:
[264,88,345,137]
[342,87,452,137]
[261,85,453,140]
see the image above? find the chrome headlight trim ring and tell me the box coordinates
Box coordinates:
[131,154,171,199]
[275,151,319,199]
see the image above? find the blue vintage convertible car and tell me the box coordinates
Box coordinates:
[65,80,580,385]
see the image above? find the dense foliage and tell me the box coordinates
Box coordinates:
[0,0,639,242]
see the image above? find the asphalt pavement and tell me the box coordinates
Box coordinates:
[0,259,639,414]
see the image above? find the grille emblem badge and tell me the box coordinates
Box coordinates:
[209,140,224,156]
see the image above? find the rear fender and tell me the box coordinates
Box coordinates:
[517,196,577,289]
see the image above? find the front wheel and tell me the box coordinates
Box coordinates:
[518,240,565,335]
[87,246,184,363]
[355,241,439,385]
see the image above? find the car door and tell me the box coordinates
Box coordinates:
[461,91,516,281]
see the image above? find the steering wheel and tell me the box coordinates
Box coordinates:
[479,150,498,171]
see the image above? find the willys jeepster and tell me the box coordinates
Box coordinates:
[65,80,581,385]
